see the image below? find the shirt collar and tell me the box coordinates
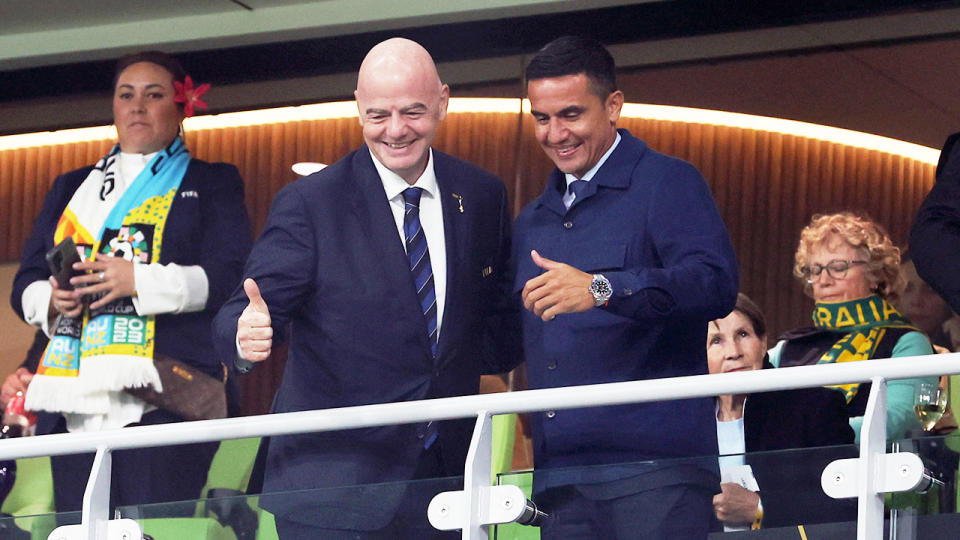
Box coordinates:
[118,150,159,181]
[564,131,621,189]
[370,148,439,201]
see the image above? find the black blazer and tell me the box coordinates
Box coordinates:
[212,146,522,530]
[731,379,857,529]
[910,131,960,314]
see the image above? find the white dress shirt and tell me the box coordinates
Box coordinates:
[370,148,448,335]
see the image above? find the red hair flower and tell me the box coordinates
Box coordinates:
[173,75,210,117]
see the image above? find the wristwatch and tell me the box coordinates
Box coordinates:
[589,274,613,307]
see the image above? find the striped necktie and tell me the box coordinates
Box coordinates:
[402,187,438,359]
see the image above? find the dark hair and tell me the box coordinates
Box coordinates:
[524,35,617,98]
[733,293,766,338]
[113,51,186,89]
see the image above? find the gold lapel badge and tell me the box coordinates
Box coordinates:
[451,193,464,213]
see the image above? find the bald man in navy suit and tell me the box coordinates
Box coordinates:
[213,38,521,539]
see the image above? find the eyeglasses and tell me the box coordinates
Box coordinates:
[801,259,867,283]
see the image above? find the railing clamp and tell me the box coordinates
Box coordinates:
[428,484,533,530]
[47,518,143,540]
[822,452,933,498]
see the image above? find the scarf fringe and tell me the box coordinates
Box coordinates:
[25,376,111,415]
[25,356,161,415]
[76,355,163,393]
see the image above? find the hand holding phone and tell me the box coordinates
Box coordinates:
[45,238,82,291]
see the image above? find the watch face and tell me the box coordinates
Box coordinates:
[590,275,612,305]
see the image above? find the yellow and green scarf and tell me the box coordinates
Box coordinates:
[813,295,919,402]
[26,138,190,415]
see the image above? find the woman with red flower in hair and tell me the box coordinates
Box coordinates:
[6,50,251,516]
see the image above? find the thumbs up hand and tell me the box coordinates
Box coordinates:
[237,278,273,362]
[521,250,595,321]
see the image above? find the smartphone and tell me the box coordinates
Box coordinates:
[45,237,81,291]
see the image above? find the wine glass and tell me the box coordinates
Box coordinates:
[915,382,948,431]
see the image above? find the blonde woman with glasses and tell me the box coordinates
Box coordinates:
[768,212,937,443]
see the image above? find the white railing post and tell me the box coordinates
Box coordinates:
[428,412,529,536]
[858,376,888,539]
[83,446,112,539]
[428,411,494,539]
[462,411,494,539]
[823,376,938,538]
[47,446,143,540]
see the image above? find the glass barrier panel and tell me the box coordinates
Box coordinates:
[0,453,77,540]
[116,475,465,539]
[0,511,65,540]
[888,431,960,539]
[496,444,860,539]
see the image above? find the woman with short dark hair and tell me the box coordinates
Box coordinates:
[708,293,855,531]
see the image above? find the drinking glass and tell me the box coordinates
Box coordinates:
[914,382,948,431]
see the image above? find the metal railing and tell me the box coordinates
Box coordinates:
[1,352,958,539]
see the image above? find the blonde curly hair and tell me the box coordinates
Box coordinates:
[793,212,902,298]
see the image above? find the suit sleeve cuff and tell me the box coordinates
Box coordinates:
[604,270,641,300]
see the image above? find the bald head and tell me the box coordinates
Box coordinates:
[357,38,443,97]
[355,38,449,184]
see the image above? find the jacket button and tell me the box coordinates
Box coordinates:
[546,411,556,418]
[547,363,557,370]
[563,221,573,229]
[624,288,633,296]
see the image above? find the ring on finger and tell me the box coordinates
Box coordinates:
[99,272,106,282]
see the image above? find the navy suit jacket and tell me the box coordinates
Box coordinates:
[212,146,521,529]
[513,129,739,495]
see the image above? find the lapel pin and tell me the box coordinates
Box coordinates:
[451,193,464,213]
[482,266,493,277]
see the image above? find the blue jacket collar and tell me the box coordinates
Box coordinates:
[536,128,647,213]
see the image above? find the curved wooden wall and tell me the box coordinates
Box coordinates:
[0,107,937,414]
[616,119,935,345]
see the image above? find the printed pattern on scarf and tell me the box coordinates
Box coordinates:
[27,139,189,415]
[813,295,918,402]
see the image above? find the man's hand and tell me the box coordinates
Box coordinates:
[713,482,760,525]
[237,278,273,362]
[521,250,595,321]
[1,368,33,406]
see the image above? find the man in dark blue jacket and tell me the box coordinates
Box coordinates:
[514,36,739,539]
